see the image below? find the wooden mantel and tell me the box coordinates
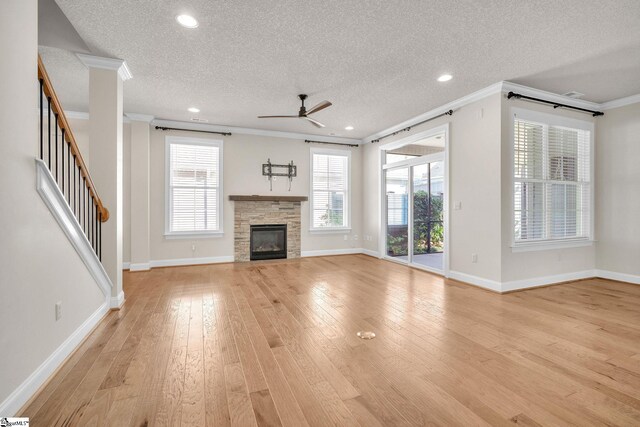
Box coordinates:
[229,195,308,202]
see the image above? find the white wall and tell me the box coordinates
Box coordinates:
[0,0,105,414]
[500,97,597,283]
[362,93,503,282]
[595,102,640,277]
[147,128,362,262]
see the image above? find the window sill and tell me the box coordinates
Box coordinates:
[309,228,352,234]
[164,231,224,240]
[511,239,594,253]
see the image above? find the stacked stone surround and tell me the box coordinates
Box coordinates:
[233,200,301,262]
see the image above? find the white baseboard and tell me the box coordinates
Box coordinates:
[448,270,503,293]
[301,248,364,257]
[0,300,109,416]
[151,256,234,268]
[501,270,596,292]
[36,159,112,298]
[122,262,130,270]
[129,262,150,272]
[361,248,380,258]
[595,269,640,285]
[110,291,125,309]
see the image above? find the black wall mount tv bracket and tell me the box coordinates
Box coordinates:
[262,159,297,191]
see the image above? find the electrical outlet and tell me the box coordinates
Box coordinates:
[343,235,348,241]
[55,301,62,320]
[191,244,196,252]
[471,253,478,263]
[454,201,462,210]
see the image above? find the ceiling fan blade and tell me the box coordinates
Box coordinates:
[306,100,332,115]
[303,117,325,128]
[257,115,299,118]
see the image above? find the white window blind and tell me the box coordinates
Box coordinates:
[167,139,222,234]
[311,150,349,229]
[513,115,591,244]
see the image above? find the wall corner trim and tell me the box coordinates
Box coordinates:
[0,301,109,416]
[35,159,112,297]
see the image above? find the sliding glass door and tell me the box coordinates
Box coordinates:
[385,167,409,259]
[383,153,445,273]
[411,161,444,271]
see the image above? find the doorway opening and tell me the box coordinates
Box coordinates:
[380,125,449,275]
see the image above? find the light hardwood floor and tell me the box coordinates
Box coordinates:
[22,255,640,426]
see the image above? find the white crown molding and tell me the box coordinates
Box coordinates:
[600,93,640,110]
[362,82,504,143]
[0,300,109,416]
[362,81,640,144]
[35,159,112,297]
[152,118,363,145]
[76,53,133,81]
[125,113,154,122]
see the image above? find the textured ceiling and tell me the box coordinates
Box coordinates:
[41,0,640,139]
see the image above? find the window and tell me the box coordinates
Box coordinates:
[165,137,222,236]
[512,109,592,248]
[310,149,350,230]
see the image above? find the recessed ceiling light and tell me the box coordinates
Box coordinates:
[437,74,453,82]
[345,125,354,131]
[187,107,200,113]
[176,14,199,28]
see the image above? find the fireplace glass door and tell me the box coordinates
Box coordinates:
[250,224,287,260]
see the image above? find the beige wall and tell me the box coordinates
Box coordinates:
[499,97,597,282]
[595,102,640,276]
[0,0,104,411]
[70,119,131,264]
[362,94,503,282]
[147,128,362,262]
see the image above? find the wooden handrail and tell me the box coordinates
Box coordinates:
[38,55,109,222]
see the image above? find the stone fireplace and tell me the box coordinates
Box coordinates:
[230,195,307,262]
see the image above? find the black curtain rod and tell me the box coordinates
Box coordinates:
[305,139,359,148]
[507,92,603,117]
[371,110,453,143]
[155,126,232,136]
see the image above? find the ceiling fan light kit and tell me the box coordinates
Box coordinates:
[258,94,333,128]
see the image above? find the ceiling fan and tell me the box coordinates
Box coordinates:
[258,94,332,128]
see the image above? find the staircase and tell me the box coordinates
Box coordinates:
[37,55,108,260]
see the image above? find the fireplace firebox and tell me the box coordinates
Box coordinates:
[250,224,287,260]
